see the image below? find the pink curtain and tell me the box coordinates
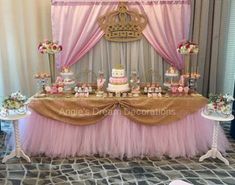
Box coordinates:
[51,2,117,69]
[140,3,191,70]
[51,1,190,70]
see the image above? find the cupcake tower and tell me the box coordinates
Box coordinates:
[163,67,190,95]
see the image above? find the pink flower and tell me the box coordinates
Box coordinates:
[38,43,42,49]
[51,86,58,94]
[53,45,57,50]
[177,40,199,54]
[178,44,183,48]
[58,87,63,93]
[45,86,51,92]
[56,76,63,83]
[38,40,62,54]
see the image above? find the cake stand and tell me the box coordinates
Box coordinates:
[60,72,74,77]
[164,73,178,88]
[199,111,234,165]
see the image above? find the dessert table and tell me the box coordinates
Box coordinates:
[16,94,229,158]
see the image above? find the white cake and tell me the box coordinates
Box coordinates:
[107,68,130,93]
[112,69,125,78]
[60,68,75,91]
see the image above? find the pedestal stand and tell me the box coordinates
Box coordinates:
[164,73,178,88]
[0,112,31,163]
[199,112,234,165]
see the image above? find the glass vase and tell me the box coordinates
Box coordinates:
[48,53,55,84]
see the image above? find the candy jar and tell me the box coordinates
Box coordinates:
[171,84,178,95]
[184,86,189,94]
[130,71,140,96]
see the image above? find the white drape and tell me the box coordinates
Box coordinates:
[0,0,52,99]
[72,37,166,84]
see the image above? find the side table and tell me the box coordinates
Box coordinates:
[199,111,234,165]
[0,111,31,163]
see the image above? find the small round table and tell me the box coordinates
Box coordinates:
[0,111,31,163]
[199,111,234,165]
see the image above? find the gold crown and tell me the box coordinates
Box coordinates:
[98,2,147,42]
[114,63,124,69]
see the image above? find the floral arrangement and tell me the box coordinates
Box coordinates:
[205,94,234,116]
[45,85,64,94]
[38,40,62,54]
[34,72,51,79]
[2,91,27,110]
[177,41,199,54]
[45,76,64,94]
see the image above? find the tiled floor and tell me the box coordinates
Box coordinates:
[0,122,235,185]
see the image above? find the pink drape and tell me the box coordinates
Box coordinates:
[141,3,190,69]
[51,1,190,70]
[18,109,229,158]
[51,3,117,69]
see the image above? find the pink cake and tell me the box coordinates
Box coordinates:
[107,68,130,92]
[109,77,128,84]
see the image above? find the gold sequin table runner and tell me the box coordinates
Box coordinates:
[29,95,207,126]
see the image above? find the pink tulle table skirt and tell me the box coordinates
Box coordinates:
[18,109,229,158]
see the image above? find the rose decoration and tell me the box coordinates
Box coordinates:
[38,40,62,83]
[2,91,27,110]
[38,40,62,54]
[44,76,65,94]
[45,86,51,92]
[34,72,51,79]
[45,84,64,94]
[177,41,199,54]
[205,94,234,116]
[58,87,64,93]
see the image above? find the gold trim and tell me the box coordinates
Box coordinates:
[109,82,128,85]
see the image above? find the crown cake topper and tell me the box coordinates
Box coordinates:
[114,63,124,69]
[98,2,147,42]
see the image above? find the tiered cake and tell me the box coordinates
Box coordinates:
[107,68,130,93]
[60,67,75,91]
